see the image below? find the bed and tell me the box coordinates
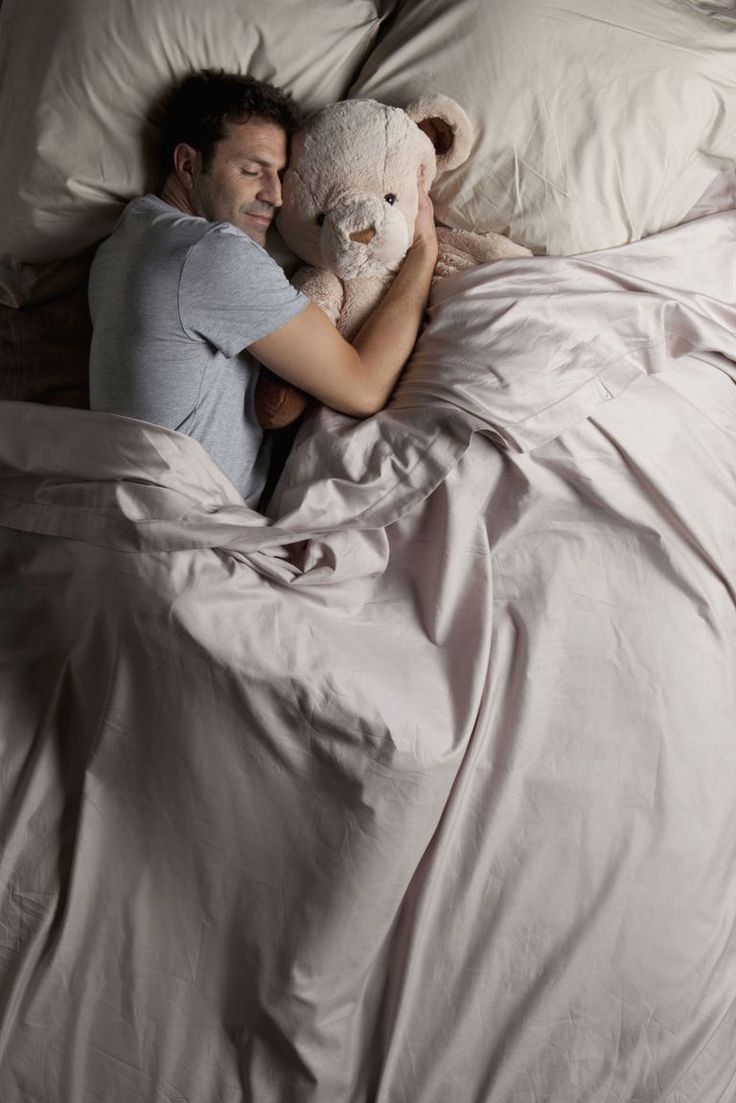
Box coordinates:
[1,1,736,1100]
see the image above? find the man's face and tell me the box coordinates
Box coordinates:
[188,118,288,246]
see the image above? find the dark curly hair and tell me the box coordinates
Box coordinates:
[159,69,302,177]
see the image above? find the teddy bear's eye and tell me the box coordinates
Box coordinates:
[384,193,397,205]
[316,212,326,226]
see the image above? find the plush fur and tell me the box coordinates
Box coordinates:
[255,96,531,429]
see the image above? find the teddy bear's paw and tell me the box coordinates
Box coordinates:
[433,253,471,283]
[292,265,345,325]
[434,227,475,279]
[434,226,531,271]
[482,233,533,259]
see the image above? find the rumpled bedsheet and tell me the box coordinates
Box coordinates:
[0,211,735,1102]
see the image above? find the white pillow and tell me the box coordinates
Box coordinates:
[0,0,393,305]
[349,0,736,255]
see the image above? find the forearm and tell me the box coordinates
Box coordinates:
[351,240,437,408]
[247,181,438,420]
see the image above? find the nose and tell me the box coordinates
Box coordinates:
[350,226,375,245]
[260,174,282,208]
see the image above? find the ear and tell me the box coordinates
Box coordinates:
[172,142,202,190]
[404,94,473,172]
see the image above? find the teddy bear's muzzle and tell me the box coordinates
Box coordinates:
[349,227,376,245]
[322,194,408,280]
[328,195,384,241]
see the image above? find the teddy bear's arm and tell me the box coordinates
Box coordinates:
[434,226,532,283]
[292,266,345,326]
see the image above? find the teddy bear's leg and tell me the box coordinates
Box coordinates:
[254,368,309,430]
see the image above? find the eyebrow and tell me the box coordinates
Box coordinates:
[236,156,283,169]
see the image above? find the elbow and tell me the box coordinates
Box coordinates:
[328,349,392,418]
[350,394,386,419]
[342,386,388,419]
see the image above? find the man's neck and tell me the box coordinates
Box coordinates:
[159,174,198,216]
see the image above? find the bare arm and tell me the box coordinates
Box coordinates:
[249,176,438,419]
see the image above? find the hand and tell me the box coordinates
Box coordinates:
[412,165,438,258]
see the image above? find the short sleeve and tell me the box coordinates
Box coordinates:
[178,223,309,357]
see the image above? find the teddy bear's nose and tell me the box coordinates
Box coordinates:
[349,226,376,245]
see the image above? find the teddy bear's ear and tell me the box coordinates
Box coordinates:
[405,94,473,172]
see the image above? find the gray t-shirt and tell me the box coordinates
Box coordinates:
[88,194,309,504]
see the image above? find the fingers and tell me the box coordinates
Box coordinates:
[416,169,433,215]
[417,163,431,196]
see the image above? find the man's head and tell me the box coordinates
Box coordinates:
[161,69,301,245]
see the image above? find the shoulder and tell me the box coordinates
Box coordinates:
[99,195,209,258]
[189,220,281,270]
[182,221,294,295]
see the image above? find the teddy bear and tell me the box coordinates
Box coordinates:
[255,95,531,429]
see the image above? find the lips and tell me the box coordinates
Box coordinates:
[246,212,272,226]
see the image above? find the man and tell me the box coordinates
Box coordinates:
[88,70,437,506]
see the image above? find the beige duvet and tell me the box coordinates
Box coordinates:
[0,210,735,1101]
